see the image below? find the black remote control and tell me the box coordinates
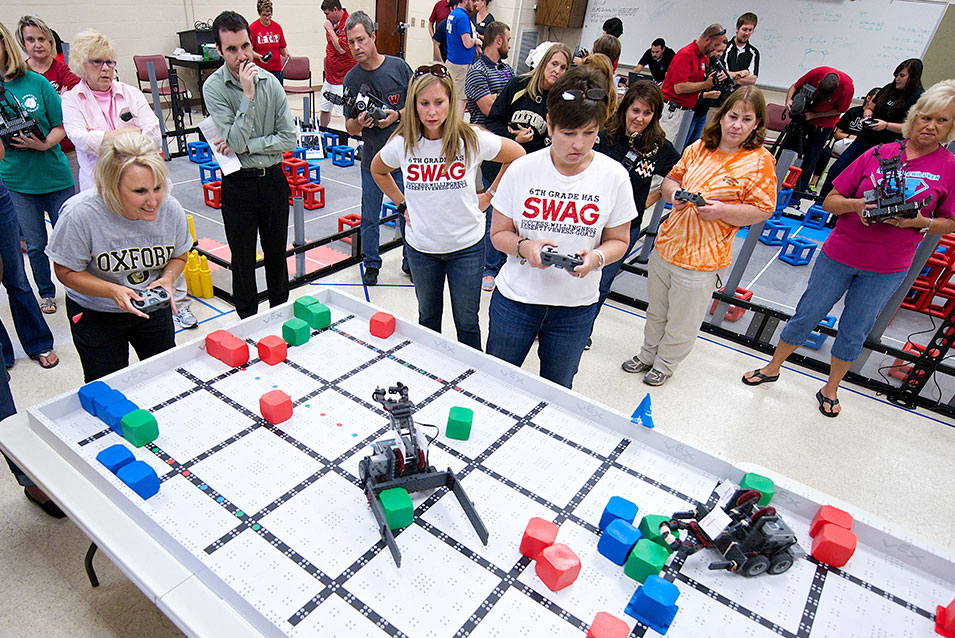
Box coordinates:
[130,287,170,313]
[540,247,584,273]
[674,189,707,206]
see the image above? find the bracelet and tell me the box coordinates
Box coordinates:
[920,218,933,235]
[515,237,529,264]
[592,249,606,271]
[486,187,496,196]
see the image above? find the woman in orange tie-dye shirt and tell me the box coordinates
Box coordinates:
[622,86,777,386]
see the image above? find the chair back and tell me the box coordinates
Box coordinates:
[133,55,170,85]
[284,57,311,82]
[765,103,787,133]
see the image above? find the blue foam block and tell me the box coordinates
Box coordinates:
[93,389,126,422]
[117,460,160,499]
[78,381,111,415]
[96,444,135,474]
[599,496,639,530]
[103,399,139,434]
[598,519,642,565]
[625,574,681,635]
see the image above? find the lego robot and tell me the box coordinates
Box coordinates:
[862,141,934,223]
[0,78,47,146]
[660,486,803,577]
[359,383,488,566]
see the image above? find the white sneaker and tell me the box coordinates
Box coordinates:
[175,306,198,329]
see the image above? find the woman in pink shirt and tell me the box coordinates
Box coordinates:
[61,30,161,192]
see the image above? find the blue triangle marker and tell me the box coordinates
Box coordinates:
[631,393,654,429]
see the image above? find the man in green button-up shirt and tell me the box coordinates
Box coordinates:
[203,10,296,318]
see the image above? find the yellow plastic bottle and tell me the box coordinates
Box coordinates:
[199,255,214,298]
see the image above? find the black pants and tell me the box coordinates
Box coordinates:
[221,166,291,318]
[66,297,176,382]
[783,123,833,194]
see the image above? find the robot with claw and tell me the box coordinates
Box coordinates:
[359,383,488,566]
[660,486,803,577]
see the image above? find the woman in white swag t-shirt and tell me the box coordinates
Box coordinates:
[372,64,523,349]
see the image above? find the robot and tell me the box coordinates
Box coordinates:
[862,141,934,223]
[660,486,803,577]
[0,78,47,146]
[359,383,488,566]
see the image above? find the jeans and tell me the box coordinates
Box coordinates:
[8,186,75,299]
[360,168,407,270]
[783,124,832,195]
[0,340,31,487]
[486,290,598,388]
[220,166,290,318]
[481,170,506,276]
[270,70,284,85]
[594,220,641,322]
[817,137,871,201]
[405,240,484,349]
[683,110,708,149]
[779,251,908,362]
[0,183,54,363]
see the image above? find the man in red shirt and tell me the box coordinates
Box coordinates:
[428,0,452,61]
[319,0,357,127]
[250,0,290,83]
[659,24,727,145]
[783,67,854,196]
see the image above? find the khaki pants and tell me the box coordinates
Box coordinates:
[638,250,721,375]
[659,105,691,149]
[447,62,471,96]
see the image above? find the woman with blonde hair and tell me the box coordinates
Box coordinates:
[623,86,777,386]
[486,43,571,152]
[46,132,191,382]
[0,22,74,319]
[16,15,79,93]
[371,64,523,348]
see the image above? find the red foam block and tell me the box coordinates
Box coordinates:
[936,597,955,638]
[809,505,853,537]
[587,612,630,638]
[370,312,395,338]
[257,335,287,366]
[811,523,857,568]
[535,543,581,591]
[520,517,559,560]
[205,330,234,361]
[218,336,249,368]
[260,389,293,424]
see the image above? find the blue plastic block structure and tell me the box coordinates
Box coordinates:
[597,519,642,565]
[307,161,321,183]
[199,161,221,183]
[758,219,790,246]
[802,203,829,230]
[599,496,639,530]
[78,381,111,415]
[187,140,213,164]
[93,389,126,422]
[292,145,307,160]
[625,575,680,635]
[804,314,837,350]
[381,200,398,228]
[778,236,817,266]
[331,145,355,167]
[96,444,135,474]
[775,188,793,212]
[321,131,339,153]
[103,398,139,434]
[116,460,160,499]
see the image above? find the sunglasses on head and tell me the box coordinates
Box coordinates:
[414,64,448,80]
[560,88,608,103]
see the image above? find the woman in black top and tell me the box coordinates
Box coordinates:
[471,0,494,40]
[591,81,680,326]
[818,59,924,199]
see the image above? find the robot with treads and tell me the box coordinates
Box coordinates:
[359,383,488,566]
[659,485,804,577]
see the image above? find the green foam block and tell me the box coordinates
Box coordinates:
[120,409,159,447]
[446,406,473,440]
[638,514,679,552]
[293,297,330,329]
[282,318,311,346]
[624,538,670,583]
[740,472,775,505]
[379,487,413,530]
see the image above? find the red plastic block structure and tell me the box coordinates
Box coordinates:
[811,523,857,568]
[809,505,853,537]
[338,213,361,244]
[282,158,308,185]
[370,312,395,338]
[296,182,325,210]
[936,597,955,638]
[205,330,249,367]
[257,335,287,366]
[535,543,581,591]
[202,180,222,209]
[587,612,630,638]
[519,517,559,560]
[260,389,293,424]
[709,286,753,322]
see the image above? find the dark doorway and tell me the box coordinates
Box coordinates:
[375,0,408,58]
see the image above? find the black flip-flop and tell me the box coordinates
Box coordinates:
[30,350,59,369]
[24,487,66,518]
[742,369,779,386]
[815,390,840,418]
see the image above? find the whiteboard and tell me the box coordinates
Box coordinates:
[580,0,947,92]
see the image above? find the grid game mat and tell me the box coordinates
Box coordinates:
[27,289,954,637]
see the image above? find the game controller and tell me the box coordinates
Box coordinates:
[540,247,584,273]
[861,118,878,128]
[674,190,707,206]
[130,287,170,313]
